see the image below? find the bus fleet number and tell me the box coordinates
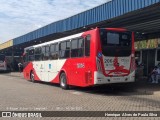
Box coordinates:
[77,63,85,68]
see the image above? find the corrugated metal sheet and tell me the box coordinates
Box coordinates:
[0,40,13,50]
[13,0,160,45]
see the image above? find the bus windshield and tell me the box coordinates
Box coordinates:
[100,29,132,56]
[0,54,5,62]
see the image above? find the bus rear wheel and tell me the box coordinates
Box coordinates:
[30,71,35,83]
[60,72,68,90]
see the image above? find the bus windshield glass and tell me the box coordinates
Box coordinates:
[0,54,5,62]
[100,29,132,56]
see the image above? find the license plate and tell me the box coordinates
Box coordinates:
[113,77,121,80]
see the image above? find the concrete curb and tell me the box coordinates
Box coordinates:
[135,88,160,95]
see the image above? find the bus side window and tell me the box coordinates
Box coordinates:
[50,44,54,60]
[71,39,78,57]
[59,41,70,59]
[42,46,45,60]
[44,45,50,60]
[85,35,91,57]
[78,37,84,57]
[50,43,58,60]
[71,37,84,58]
[55,43,59,59]
[35,47,42,61]
[28,49,35,61]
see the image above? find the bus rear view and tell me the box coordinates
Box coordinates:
[22,28,135,89]
[94,28,135,84]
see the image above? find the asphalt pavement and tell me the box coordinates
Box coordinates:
[0,72,160,120]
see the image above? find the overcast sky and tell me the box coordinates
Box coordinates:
[0,0,111,44]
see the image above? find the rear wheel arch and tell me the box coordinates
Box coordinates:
[59,70,68,82]
[59,70,69,89]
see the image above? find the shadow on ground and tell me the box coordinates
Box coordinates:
[35,81,156,96]
[2,72,160,96]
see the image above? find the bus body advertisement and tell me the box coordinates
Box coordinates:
[23,28,135,89]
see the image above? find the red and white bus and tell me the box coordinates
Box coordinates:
[23,28,135,89]
[0,54,7,71]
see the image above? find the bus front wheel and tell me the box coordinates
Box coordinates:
[60,72,68,90]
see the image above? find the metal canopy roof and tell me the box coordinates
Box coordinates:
[0,0,160,55]
[125,19,160,33]
[96,2,160,33]
[12,0,160,45]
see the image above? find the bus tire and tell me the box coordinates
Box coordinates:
[60,72,68,90]
[30,71,35,83]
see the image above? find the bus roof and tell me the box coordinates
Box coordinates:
[24,32,84,51]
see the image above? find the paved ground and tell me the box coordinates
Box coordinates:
[0,72,160,120]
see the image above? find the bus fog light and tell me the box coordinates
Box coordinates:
[125,78,128,81]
